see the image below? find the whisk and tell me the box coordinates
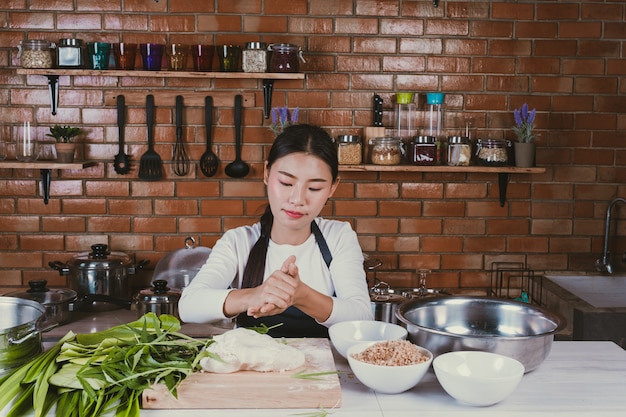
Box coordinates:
[173,95,190,176]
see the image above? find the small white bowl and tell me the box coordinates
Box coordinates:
[433,351,525,406]
[347,340,433,394]
[329,320,408,359]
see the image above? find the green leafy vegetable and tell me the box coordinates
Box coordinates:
[0,313,211,417]
[291,370,340,380]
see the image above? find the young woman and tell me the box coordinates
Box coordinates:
[179,124,373,337]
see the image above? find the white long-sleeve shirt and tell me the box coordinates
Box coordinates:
[179,217,373,327]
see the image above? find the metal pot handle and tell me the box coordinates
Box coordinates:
[9,322,58,345]
[127,259,150,274]
[48,260,70,275]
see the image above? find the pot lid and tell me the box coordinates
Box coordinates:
[136,280,181,305]
[152,237,212,288]
[5,280,77,306]
[68,244,133,270]
[369,281,407,304]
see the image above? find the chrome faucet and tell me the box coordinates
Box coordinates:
[595,197,626,274]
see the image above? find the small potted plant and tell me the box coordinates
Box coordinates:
[46,125,81,162]
[512,103,537,167]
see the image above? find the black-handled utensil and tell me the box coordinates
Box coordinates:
[113,95,131,174]
[373,94,383,127]
[199,96,219,177]
[138,94,164,181]
[224,94,250,178]
[172,95,190,176]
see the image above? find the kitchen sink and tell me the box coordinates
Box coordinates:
[541,274,626,349]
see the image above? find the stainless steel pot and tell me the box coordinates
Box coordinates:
[0,297,49,376]
[396,296,567,372]
[49,244,148,311]
[135,280,181,319]
[5,280,131,325]
[370,282,408,324]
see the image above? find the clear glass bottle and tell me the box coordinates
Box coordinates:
[425,92,445,138]
[447,136,471,166]
[18,40,54,69]
[336,135,362,165]
[393,92,417,141]
[371,137,403,166]
[242,42,268,73]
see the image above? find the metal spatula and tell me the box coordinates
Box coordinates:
[138,94,163,181]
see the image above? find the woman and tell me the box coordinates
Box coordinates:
[179,124,373,337]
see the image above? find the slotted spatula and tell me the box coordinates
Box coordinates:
[138,94,163,181]
[199,96,218,177]
[113,94,131,174]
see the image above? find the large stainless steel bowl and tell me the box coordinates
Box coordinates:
[395,296,566,372]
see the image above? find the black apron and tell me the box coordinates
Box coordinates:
[236,221,333,338]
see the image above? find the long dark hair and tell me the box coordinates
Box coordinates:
[241,124,338,288]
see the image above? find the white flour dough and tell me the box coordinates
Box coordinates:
[200,327,306,373]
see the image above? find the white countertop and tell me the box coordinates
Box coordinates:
[41,310,626,416]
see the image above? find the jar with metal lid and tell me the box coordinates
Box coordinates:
[447,136,471,166]
[57,38,84,68]
[336,135,362,165]
[476,139,510,166]
[18,40,54,68]
[268,43,305,73]
[410,135,437,165]
[371,137,403,166]
[242,41,267,73]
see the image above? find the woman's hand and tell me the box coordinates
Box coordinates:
[246,255,302,318]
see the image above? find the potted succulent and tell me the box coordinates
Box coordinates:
[512,103,537,167]
[46,125,81,162]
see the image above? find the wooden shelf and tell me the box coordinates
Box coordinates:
[338,164,546,207]
[0,161,97,204]
[15,68,304,117]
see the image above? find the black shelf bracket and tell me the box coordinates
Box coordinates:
[46,75,59,116]
[263,79,275,119]
[40,168,51,204]
[498,172,510,207]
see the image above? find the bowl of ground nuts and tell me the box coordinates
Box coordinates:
[346,339,433,394]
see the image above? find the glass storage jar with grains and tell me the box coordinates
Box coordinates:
[476,139,510,166]
[336,135,362,165]
[18,40,54,69]
[242,42,267,73]
[371,137,403,166]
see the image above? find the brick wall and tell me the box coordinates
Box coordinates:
[1,1,625,294]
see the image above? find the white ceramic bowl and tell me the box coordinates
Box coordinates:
[329,320,408,359]
[346,340,433,394]
[433,351,525,406]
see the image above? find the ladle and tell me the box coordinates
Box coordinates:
[224,94,249,178]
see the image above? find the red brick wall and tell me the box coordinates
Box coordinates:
[1,1,625,293]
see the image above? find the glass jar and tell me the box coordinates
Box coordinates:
[57,38,83,68]
[476,139,510,166]
[336,135,362,165]
[268,43,305,73]
[371,137,403,166]
[447,136,471,166]
[18,40,54,68]
[410,135,437,165]
[242,42,267,73]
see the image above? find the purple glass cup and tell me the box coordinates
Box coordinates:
[140,43,164,71]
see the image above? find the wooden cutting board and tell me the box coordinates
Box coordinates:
[142,338,341,409]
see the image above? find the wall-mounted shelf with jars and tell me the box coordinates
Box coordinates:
[338,164,546,207]
[15,68,305,117]
[0,160,97,204]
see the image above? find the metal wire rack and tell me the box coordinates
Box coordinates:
[488,261,544,306]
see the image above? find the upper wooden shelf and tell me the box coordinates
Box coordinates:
[15,68,305,80]
[0,161,96,170]
[338,165,545,174]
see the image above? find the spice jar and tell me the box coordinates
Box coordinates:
[336,135,362,165]
[242,41,267,73]
[371,137,403,166]
[18,40,54,69]
[476,139,510,166]
[410,136,437,165]
[447,136,471,166]
[57,38,84,68]
[268,43,305,73]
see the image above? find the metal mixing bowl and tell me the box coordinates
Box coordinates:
[395,296,566,372]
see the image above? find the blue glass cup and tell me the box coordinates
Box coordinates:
[140,43,165,71]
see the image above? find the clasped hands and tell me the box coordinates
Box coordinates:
[246,255,305,318]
